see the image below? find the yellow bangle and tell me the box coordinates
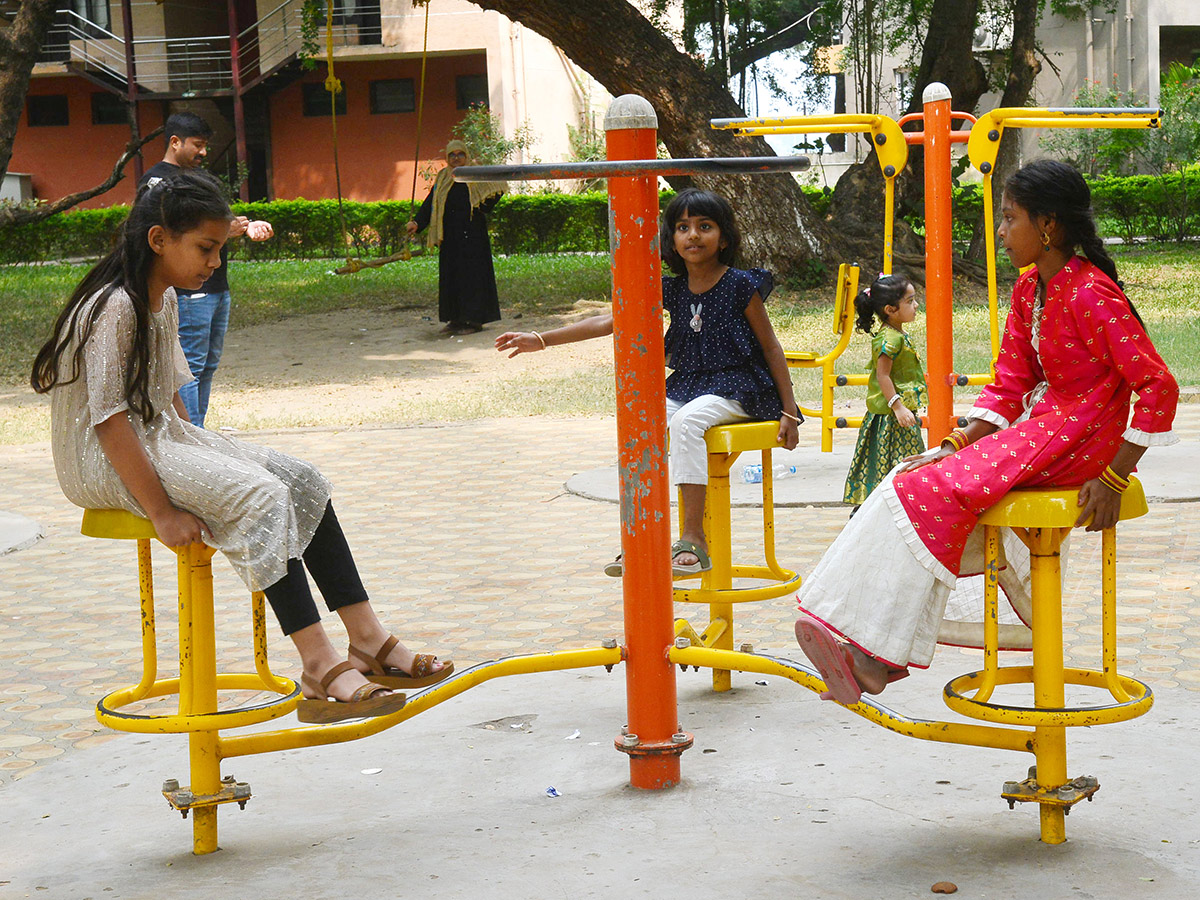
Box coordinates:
[532,331,547,351]
[1098,466,1129,493]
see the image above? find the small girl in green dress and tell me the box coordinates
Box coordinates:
[843,274,927,513]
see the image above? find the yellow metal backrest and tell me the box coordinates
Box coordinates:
[832,262,859,335]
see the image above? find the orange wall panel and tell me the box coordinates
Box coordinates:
[9,76,164,209]
[270,55,485,203]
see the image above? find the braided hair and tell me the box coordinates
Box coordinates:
[854,273,913,334]
[1004,159,1142,324]
[31,169,231,421]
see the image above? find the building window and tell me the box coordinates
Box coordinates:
[27,94,70,127]
[370,79,415,114]
[303,82,347,117]
[68,0,111,33]
[91,92,126,125]
[456,74,489,110]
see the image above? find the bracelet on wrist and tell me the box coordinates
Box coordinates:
[532,331,547,351]
[942,429,969,453]
[781,411,801,423]
[887,394,903,409]
[1098,465,1130,494]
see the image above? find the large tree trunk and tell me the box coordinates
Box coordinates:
[967,0,1042,261]
[470,0,843,280]
[0,0,58,178]
[827,0,988,279]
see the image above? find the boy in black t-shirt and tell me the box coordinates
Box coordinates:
[138,112,273,427]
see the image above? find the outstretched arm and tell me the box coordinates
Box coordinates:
[744,294,800,449]
[495,313,615,357]
[896,417,1000,473]
[94,410,210,548]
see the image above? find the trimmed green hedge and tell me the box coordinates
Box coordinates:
[1090,168,1200,244]
[1,175,1191,265]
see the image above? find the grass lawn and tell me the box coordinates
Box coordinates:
[2,244,1196,419]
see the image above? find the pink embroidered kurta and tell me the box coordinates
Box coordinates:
[894,257,1178,574]
[796,256,1178,668]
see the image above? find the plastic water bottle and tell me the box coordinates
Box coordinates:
[740,462,798,484]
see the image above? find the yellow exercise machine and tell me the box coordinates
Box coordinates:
[83,508,621,854]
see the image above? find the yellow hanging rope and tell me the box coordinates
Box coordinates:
[330,0,433,275]
[322,3,358,271]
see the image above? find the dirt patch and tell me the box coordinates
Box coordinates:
[0,303,616,442]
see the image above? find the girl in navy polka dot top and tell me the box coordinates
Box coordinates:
[496,188,801,577]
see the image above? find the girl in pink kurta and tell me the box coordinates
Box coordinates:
[794,159,1179,705]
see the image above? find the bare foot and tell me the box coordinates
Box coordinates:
[844,645,906,695]
[303,662,393,702]
[673,532,708,568]
[353,634,448,677]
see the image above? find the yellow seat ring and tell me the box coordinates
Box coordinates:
[943,665,1152,727]
[97,673,300,735]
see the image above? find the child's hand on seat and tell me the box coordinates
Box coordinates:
[150,506,211,549]
[776,417,799,450]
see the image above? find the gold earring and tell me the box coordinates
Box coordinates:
[1041,231,1051,250]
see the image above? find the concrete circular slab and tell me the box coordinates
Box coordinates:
[0,509,45,555]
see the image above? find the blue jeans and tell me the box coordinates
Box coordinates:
[176,290,231,428]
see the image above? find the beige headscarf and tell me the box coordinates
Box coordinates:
[425,140,508,246]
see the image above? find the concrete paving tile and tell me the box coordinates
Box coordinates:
[2,409,1199,797]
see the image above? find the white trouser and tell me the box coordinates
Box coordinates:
[666,394,752,486]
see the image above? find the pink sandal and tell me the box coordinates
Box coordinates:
[794,616,863,705]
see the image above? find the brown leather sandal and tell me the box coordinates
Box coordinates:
[349,635,455,689]
[296,660,407,724]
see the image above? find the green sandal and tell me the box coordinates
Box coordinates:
[671,539,712,576]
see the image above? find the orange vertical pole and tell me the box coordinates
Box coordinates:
[604,95,686,789]
[922,83,955,445]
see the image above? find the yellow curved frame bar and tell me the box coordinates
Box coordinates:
[785,263,861,451]
[711,113,905,273]
[218,647,624,758]
[669,645,1033,753]
[967,107,1161,372]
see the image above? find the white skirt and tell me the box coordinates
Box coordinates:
[796,471,1045,668]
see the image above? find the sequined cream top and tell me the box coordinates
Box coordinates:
[50,286,332,592]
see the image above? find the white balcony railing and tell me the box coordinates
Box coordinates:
[10,2,384,96]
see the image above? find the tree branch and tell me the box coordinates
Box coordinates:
[0,125,164,227]
[728,9,819,74]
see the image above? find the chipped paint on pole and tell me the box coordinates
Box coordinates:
[604,95,686,789]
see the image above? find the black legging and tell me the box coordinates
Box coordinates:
[262,502,369,635]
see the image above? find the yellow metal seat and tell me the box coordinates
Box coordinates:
[81,508,298,850]
[941,478,1152,843]
[672,420,801,692]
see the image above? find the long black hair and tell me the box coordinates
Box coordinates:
[1003,158,1142,323]
[31,169,231,421]
[854,273,913,334]
[659,188,741,276]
